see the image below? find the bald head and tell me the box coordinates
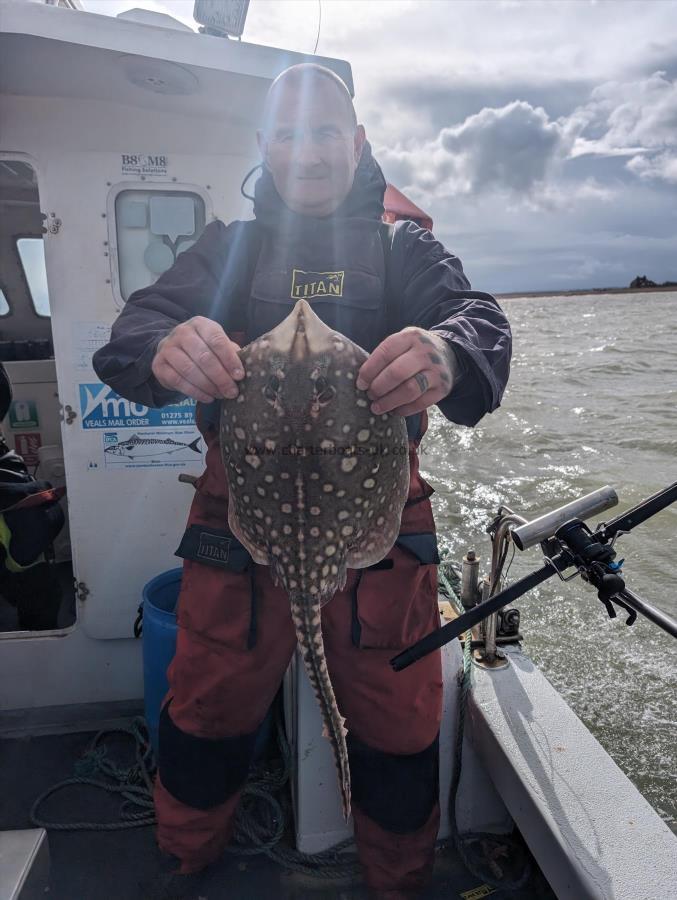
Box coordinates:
[257,64,366,218]
[262,64,357,137]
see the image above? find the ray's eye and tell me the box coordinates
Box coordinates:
[314,376,336,405]
[264,375,280,403]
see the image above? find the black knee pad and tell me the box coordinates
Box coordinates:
[158,700,258,810]
[347,733,439,833]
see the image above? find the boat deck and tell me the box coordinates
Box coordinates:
[1,729,557,899]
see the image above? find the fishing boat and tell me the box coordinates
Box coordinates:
[1,2,676,897]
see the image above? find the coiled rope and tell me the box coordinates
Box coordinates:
[30,703,359,879]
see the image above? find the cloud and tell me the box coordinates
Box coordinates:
[376,100,570,207]
[376,68,677,213]
[81,0,677,291]
[627,151,677,183]
[569,71,677,182]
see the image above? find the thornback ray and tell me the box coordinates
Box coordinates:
[219,298,410,819]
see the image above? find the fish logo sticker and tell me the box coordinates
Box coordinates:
[104,433,201,460]
[101,429,203,468]
[291,269,344,300]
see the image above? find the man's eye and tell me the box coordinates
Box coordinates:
[317,128,340,142]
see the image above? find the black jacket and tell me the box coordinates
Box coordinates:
[93,143,511,427]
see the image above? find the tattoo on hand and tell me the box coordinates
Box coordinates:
[414,371,429,394]
[414,331,455,400]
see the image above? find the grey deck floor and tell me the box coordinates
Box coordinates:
[1,729,557,899]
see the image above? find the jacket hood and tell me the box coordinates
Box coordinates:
[252,140,386,229]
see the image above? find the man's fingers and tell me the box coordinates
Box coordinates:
[153,358,215,403]
[366,353,423,402]
[370,370,436,414]
[391,388,441,418]
[155,349,223,401]
[356,332,415,390]
[193,318,244,380]
[180,330,241,398]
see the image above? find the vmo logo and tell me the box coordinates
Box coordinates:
[79,384,149,427]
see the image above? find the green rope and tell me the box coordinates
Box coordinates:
[439,562,532,891]
[30,720,156,831]
[30,707,360,880]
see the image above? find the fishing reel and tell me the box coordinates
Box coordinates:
[548,519,634,624]
[392,481,677,672]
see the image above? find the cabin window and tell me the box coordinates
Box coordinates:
[114,190,206,302]
[0,159,51,327]
[16,238,50,317]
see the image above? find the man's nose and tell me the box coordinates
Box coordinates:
[294,132,323,167]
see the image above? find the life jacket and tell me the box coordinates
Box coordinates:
[0,442,65,574]
[0,362,65,576]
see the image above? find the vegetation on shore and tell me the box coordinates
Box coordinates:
[496,276,677,300]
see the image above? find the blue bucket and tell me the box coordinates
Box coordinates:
[141,568,273,760]
[142,568,183,758]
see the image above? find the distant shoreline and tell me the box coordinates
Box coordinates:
[495,285,677,299]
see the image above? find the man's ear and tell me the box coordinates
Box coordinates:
[354,125,366,164]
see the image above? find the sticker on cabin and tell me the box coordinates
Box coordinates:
[8,400,39,429]
[121,154,168,176]
[73,322,112,372]
[14,432,42,466]
[101,428,202,469]
[79,384,196,429]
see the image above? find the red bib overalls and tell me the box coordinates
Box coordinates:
[154,218,444,894]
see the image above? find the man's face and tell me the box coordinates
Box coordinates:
[257,78,366,217]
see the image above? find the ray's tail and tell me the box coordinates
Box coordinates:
[290,596,351,820]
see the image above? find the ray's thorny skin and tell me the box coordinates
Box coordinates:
[219,299,409,819]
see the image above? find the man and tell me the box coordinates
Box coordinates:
[93,64,511,898]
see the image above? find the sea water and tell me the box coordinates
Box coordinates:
[423,290,677,833]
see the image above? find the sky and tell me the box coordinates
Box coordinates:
[80,0,677,294]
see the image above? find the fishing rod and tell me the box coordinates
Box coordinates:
[391,480,677,672]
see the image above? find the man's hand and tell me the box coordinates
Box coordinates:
[356,328,459,417]
[151,316,245,403]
